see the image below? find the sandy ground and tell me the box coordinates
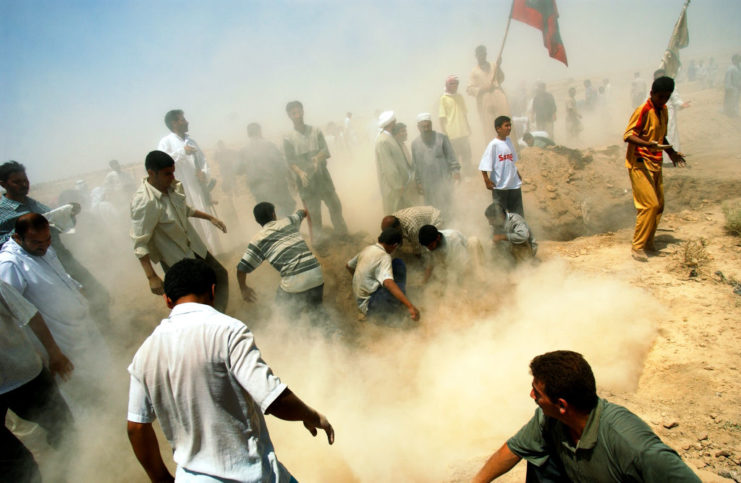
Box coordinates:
[13,80,741,481]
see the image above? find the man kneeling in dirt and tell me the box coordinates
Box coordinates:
[346,228,420,324]
[472,350,700,482]
[485,202,537,263]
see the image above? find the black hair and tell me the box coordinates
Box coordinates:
[247,123,261,137]
[418,224,440,246]
[485,202,506,219]
[651,76,675,94]
[164,109,184,130]
[378,227,402,245]
[145,151,175,172]
[530,350,598,413]
[494,116,511,130]
[253,202,276,226]
[15,213,49,238]
[285,100,303,113]
[164,258,217,303]
[0,161,26,183]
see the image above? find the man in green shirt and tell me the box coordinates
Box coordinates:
[473,350,700,482]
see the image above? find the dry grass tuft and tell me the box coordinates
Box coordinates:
[721,198,741,236]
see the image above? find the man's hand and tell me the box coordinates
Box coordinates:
[196,170,206,183]
[148,275,164,295]
[184,144,197,155]
[210,217,227,233]
[669,151,687,168]
[408,305,420,321]
[303,412,335,445]
[647,140,662,151]
[48,350,74,381]
[240,285,256,303]
[296,169,310,187]
[70,202,82,215]
[484,178,495,190]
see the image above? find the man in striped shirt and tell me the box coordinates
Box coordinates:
[237,202,324,313]
[623,76,686,262]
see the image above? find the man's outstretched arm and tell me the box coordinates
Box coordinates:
[472,443,521,482]
[127,421,174,483]
[266,388,334,444]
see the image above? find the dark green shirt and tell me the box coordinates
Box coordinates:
[507,398,700,482]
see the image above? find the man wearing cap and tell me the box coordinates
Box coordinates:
[375,111,415,213]
[439,75,472,173]
[411,113,460,217]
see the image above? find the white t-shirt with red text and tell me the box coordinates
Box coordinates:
[478,137,521,190]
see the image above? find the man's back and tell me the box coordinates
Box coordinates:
[128,302,289,481]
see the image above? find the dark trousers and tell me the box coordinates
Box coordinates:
[303,188,348,236]
[162,252,229,312]
[367,258,407,318]
[492,188,524,218]
[0,369,74,483]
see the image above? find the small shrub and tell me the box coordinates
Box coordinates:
[721,198,741,236]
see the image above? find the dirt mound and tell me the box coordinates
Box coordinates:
[518,142,741,242]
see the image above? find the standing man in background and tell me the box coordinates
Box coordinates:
[439,75,472,173]
[158,109,221,253]
[467,45,510,143]
[624,76,685,262]
[283,101,349,240]
[375,111,415,214]
[532,82,557,140]
[411,113,459,218]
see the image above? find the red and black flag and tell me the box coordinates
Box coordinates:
[511,0,568,66]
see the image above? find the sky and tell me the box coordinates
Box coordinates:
[2,0,740,183]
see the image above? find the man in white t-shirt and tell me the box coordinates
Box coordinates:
[127,258,334,482]
[478,115,524,217]
[346,228,420,323]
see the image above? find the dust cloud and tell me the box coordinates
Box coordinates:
[5,0,741,481]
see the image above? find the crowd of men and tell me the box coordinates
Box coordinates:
[0,43,711,482]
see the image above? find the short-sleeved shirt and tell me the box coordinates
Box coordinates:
[237,211,323,294]
[127,302,290,482]
[478,137,521,190]
[623,99,668,172]
[507,399,700,482]
[130,178,207,267]
[438,93,471,140]
[0,280,42,394]
[347,244,394,314]
[423,229,469,270]
[283,125,335,195]
[392,206,443,253]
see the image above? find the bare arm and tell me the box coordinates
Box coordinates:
[127,421,174,483]
[346,263,355,275]
[236,270,256,302]
[137,255,164,295]
[191,210,227,233]
[472,443,522,482]
[28,312,73,380]
[382,278,420,320]
[266,388,334,444]
[481,171,494,190]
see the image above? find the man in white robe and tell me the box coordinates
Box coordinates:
[158,109,221,252]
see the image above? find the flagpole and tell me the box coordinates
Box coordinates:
[496,0,515,66]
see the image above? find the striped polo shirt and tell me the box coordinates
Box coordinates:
[238,211,323,293]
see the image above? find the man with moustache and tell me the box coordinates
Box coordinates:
[130,150,229,311]
[0,160,112,329]
[439,75,472,172]
[0,213,109,405]
[472,350,700,482]
[283,100,348,239]
[411,113,459,218]
[158,109,221,252]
